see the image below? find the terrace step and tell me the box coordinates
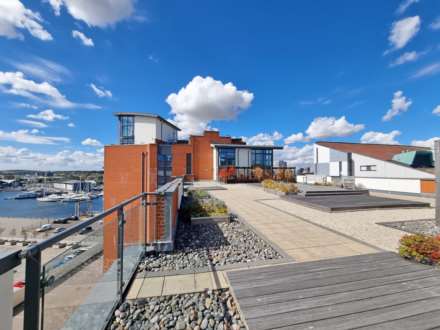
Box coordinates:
[300,190,369,197]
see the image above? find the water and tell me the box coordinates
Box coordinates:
[0,191,103,219]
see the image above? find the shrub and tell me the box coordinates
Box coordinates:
[186,190,228,217]
[261,179,298,193]
[399,234,440,265]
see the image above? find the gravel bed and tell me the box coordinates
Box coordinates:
[380,219,440,236]
[109,289,245,330]
[138,220,281,273]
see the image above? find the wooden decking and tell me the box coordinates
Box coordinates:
[227,252,440,330]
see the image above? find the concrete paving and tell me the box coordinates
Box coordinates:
[127,271,229,299]
[207,183,435,253]
[206,183,379,262]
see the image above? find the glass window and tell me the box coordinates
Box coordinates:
[360,165,377,171]
[157,144,173,186]
[119,116,134,144]
[218,148,236,167]
[251,149,273,168]
[186,153,192,175]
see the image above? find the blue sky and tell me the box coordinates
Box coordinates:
[0,0,440,169]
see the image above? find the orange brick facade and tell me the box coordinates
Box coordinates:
[103,144,160,269]
[103,131,242,268]
[172,130,244,180]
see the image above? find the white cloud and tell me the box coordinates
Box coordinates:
[0,71,99,109]
[0,0,52,41]
[430,17,440,30]
[274,144,314,167]
[27,109,68,122]
[48,0,63,16]
[48,0,135,27]
[17,119,48,128]
[82,138,102,147]
[433,105,440,116]
[13,102,38,109]
[396,0,420,15]
[305,116,364,139]
[412,62,440,79]
[412,137,440,148]
[284,132,306,145]
[383,90,412,121]
[0,146,102,170]
[0,129,69,144]
[389,51,421,67]
[90,83,112,98]
[387,16,420,51]
[72,30,94,47]
[244,131,282,146]
[299,97,332,106]
[166,76,254,137]
[10,57,71,83]
[67,122,75,127]
[361,130,401,145]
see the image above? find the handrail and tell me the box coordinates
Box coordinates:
[20,191,161,258]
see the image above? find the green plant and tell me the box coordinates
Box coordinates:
[399,234,440,264]
[185,190,228,217]
[261,179,298,193]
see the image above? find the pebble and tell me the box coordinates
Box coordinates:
[110,289,245,330]
[138,221,281,273]
[381,220,440,236]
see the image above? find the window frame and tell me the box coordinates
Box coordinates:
[251,149,273,168]
[218,147,236,167]
[360,165,377,172]
[119,115,134,144]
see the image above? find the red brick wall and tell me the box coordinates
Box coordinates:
[190,131,234,180]
[172,143,194,180]
[103,144,158,270]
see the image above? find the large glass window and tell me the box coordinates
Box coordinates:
[119,116,134,144]
[251,149,273,168]
[186,153,192,175]
[158,144,173,186]
[218,148,236,167]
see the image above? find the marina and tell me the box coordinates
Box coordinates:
[0,191,103,219]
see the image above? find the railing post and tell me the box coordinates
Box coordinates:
[142,195,148,254]
[435,140,440,226]
[117,207,124,298]
[23,250,41,330]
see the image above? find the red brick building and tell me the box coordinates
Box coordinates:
[103,112,281,266]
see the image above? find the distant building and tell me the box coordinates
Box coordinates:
[313,141,435,194]
[278,160,288,168]
[53,180,95,192]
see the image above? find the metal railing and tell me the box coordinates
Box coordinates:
[0,177,183,330]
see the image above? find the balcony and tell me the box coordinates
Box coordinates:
[0,177,183,330]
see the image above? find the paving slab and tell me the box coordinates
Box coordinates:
[208,184,378,261]
[137,276,164,298]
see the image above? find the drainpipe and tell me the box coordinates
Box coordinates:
[435,140,440,226]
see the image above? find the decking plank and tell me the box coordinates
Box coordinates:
[277,300,440,330]
[230,258,411,290]
[246,288,440,329]
[228,252,397,281]
[243,276,440,319]
[233,264,431,299]
[228,252,440,330]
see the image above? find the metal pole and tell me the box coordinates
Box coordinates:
[435,140,440,226]
[23,250,41,330]
[117,207,124,297]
